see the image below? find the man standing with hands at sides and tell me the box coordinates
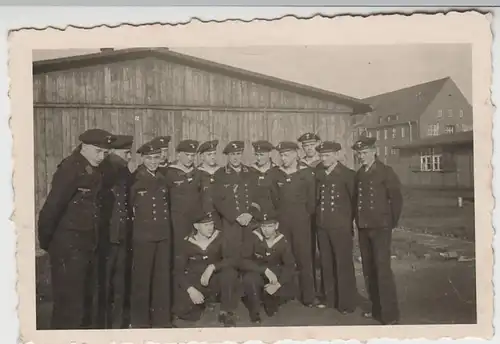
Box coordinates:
[129,140,173,328]
[269,142,319,307]
[37,129,116,329]
[98,135,135,329]
[250,140,277,203]
[352,136,403,325]
[315,141,358,315]
[297,132,325,307]
[197,140,222,226]
[213,141,261,261]
[164,140,202,251]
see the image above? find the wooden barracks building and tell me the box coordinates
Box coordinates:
[32,48,372,215]
[353,77,474,189]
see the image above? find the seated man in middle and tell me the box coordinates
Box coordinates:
[241,205,297,324]
[173,210,240,327]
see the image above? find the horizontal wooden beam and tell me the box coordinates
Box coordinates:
[33,102,354,115]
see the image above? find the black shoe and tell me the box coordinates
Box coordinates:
[382,319,399,325]
[218,312,236,327]
[263,302,278,317]
[362,311,373,318]
[339,309,355,315]
[249,312,261,324]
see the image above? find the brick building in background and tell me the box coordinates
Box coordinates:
[353,77,473,188]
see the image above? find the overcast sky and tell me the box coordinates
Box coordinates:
[33,44,472,103]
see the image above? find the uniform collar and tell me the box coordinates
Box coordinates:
[225,164,248,174]
[252,161,275,173]
[169,163,194,174]
[198,164,220,175]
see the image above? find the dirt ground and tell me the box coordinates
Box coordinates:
[36,256,476,329]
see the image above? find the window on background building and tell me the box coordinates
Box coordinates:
[376,147,380,156]
[378,117,383,124]
[384,129,388,140]
[376,130,380,140]
[384,146,388,156]
[392,127,397,139]
[427,123,439,136]
[445,125,455,134]
[459,109,464,118]
[437,109,443,118]
[401,127,406,138]
[447,109,453,117]
[420,148,442,171]
[367,131,372,138]
[391,147,398,155]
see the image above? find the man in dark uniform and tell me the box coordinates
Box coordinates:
[315,141,358,314]
[352,136,403,325]
[129,139,173,328]
[100,135,135,329]
[297,132,325,307]
[164,139,203,253]
[153,135,172,175]
[250,140,277,203]
[37,129,116,329]
[269,141,318,307]
[197,140,222,226]
[298,132,322,168]
[213,141,263,261]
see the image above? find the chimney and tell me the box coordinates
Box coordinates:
[100,48,114,52]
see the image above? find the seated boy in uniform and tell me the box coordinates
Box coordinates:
[173,210,240,327]
[241,206,297,323]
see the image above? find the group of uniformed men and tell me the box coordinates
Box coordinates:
[38,127,403,330]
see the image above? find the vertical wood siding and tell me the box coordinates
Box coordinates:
[33,56,358,215]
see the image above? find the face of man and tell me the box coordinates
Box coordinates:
[113,149,132,163]
[160,148,169,163]
[202,150,217,167]
[279,150,298,168]
[302,141,319,158]
[261,222,279,239]
[81,144,110,167]
[143,152,162,172]
[194,221,215,238]
[255,151,270,166]
[320,151,338,168]
[357,148,377,166]
[228,151,243,168]
[178,151,196,168]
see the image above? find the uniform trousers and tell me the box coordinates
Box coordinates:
[358,228,399,323]
[220,219,251,262]
[48,229,97,329]
[174,267,240,320]
[104,242,128,328]
[130,239,172,328]
[242,269,295,315]
[311,217,324,299]
[278,207,315,305]
[317,227,357,312]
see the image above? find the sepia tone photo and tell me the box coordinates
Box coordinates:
[10,11,494,344]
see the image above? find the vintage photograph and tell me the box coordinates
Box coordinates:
[9,11,493,343]
[32,44,477,329]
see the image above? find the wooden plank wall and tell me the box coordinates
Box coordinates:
[33,56,358,215]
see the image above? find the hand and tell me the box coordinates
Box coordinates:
[236,214,246,226]
[264,268,278,284]
[200,264,215,287]
[264,283,281,295]
[187,287,205,305]
[240,213,253,226]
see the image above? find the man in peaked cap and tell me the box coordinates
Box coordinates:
[129,139,173,328]
[197,140,222,228]
[37,128,116,329]
[268,141,319,307]
[314,141,358,314]
[298,132,322,168]
[97,134,135,329]
[150,135,171,175]
[213,140,268,261]
[250,140,277,204]
[164,139,203,261]
[352,135,403,325]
